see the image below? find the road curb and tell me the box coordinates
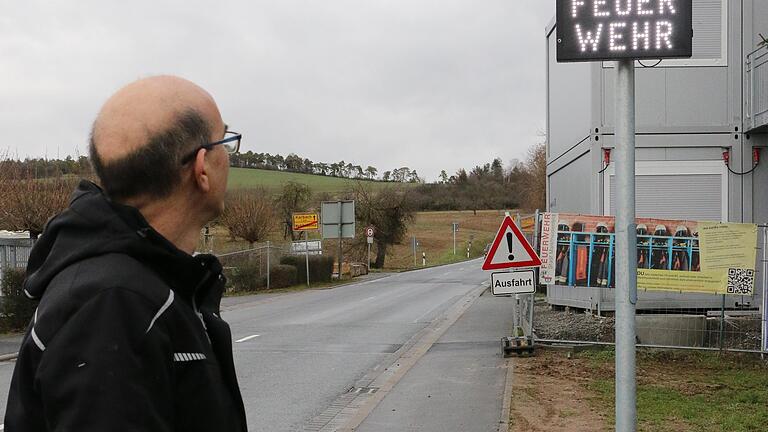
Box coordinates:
[499,358,515,431]
[0,352,18,362]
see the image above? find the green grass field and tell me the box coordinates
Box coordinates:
[583,349,768,431]
[228,167,407,194]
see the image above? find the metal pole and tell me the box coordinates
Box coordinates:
[412,236,416,267]
[614,59,637,432]
[266,240,271,290]
[528,293,535,340]
[338,202,343,280]
[762,226,767,358]
[453,223,456,255]
[719,294,726,351]
[305,230,310,288]
[367,241,371,271]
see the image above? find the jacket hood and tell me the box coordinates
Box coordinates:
[24,180,223,308]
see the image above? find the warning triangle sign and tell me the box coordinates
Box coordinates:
[482,216,541,271]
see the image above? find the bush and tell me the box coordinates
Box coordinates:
[280,255,335,284]
[269,264,297,288]
[1,267,36,332]
[224,259,265,293]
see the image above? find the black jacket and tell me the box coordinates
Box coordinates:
[5,181,247,432]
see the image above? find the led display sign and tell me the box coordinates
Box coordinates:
[556,0,693,62]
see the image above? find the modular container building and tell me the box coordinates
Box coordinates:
[545,0,768,312]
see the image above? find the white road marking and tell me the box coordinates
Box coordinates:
[235,334,261,343]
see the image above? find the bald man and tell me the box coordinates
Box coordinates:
[5,76,247,431]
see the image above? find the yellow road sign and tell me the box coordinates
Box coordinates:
[292,212,319,231]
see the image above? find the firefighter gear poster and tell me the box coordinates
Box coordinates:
[539,213,757,296]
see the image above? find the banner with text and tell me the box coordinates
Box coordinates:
[539,213,757,295]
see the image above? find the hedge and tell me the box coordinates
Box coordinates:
[269,264,297,288]
[1,268,36,332]
[225,259,265,293]
[280,255,335,284]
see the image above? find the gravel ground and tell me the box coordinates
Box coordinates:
[532,300,616,343]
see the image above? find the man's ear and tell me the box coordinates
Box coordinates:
[193,149,211,192]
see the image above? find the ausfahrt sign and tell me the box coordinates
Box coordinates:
[556,0,693,62]
[491,270,536,296]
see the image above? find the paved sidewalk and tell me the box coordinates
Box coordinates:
[356,289,515,432]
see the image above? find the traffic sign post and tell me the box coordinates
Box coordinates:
[482,216,541,357]
[452,222,459,255]
[365,226,375,270]
[292,212,320,288]
[555,2,693,430]
[321,201,355,279]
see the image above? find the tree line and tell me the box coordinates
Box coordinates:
[0,141,545,268]
[411,143,545,213]
[230,151,421,183]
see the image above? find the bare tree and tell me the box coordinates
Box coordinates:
[520,143,546,211]
[276,182,312,240]
[352,183,415,268]
[219,188,275,247]
[0,159,78,239]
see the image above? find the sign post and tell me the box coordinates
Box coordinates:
[482,215,542,357]
[555,1,692,430]
[365,226,375,270]
[614,58,638,431]
[321,201,355,279]
[293,212,320,287]
[452,222,459,255]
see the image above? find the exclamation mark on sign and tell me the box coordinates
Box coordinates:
[506,232,515,261]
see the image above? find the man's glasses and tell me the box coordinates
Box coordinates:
[181,131,241,165]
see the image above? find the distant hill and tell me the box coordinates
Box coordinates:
[227,167,411,194]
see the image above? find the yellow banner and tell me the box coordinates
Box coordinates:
[637,222,758,295]
[698,222,757,273]
[637,269,725,294]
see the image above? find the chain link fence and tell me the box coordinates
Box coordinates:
[216,242,287,291]
[0,238,33,289]
[522,215,767,354]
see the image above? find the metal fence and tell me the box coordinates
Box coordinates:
[216,241,286,290]
[0,238,33,289]
[523,216,767,354]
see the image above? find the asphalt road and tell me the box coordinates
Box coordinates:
[0,259,493,431]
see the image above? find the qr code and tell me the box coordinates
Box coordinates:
[727,268,755,295]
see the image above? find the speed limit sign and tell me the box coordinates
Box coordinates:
[365,226,375,237]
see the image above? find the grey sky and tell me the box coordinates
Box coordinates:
[1,1,554,181]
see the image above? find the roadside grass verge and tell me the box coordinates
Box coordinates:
[581,349,768,432]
